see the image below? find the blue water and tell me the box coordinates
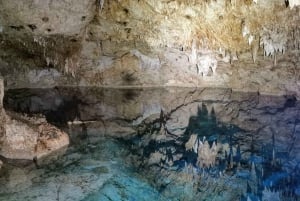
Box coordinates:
[0,87,299,201]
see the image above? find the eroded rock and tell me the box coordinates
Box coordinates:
[1,112,69,160]
[0,0,300,98]
[0,78,69,160]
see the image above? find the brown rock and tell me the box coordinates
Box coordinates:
[36,122,69,159]
[0,112,69,160]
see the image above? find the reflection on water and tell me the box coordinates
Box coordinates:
[1,87,300,201]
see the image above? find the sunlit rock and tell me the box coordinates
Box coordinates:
[289,0,300,9]
[0,0,298,96]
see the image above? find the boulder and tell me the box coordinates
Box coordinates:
[0,78,69,160]
[1,113,69,160]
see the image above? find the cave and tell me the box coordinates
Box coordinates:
[0,0,300,200]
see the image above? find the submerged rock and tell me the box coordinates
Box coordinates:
[85,174,168,201]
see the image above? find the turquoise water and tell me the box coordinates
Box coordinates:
[1,87,300,201]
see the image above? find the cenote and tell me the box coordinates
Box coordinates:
[0,87,300,201]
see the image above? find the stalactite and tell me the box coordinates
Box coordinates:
[251,36,259,63]
[260,27,287,65]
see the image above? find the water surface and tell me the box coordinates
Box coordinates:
[1,87,300,201]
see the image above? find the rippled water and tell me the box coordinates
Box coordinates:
[1,87,300,201]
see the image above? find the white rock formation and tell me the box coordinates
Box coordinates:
[260,27,287,65]
[289,0,300,9]
[196,54,218,76]
[196,138,218,168]
[260,28,287,57]
[185,134,198,152]
[186,134,219,168]
[190,40,218,76]
[262,188,280,201]
[130,49,161,70]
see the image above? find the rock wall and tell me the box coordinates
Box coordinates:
[0,0,300,96]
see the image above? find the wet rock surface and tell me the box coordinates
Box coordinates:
[1,87,300,200]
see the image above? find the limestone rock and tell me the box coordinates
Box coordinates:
[196,139,218,168]
[1,112,69,160]
[0,0,299,97]
[0,76,69,160]
[0,0,95,36]
[36,122,69,159]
